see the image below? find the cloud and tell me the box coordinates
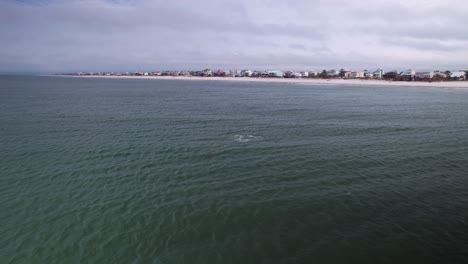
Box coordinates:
[0,0,467,73]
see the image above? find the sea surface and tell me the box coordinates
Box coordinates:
[1,76,468,264]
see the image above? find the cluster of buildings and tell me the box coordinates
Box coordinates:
[69,68,468,81]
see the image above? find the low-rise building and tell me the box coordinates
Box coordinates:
[291,72,302,78]
[240,70,253,77]
[214,70,226,77]
[434,71,448,79]
[383,70,399,79]
[327,69,339,77]
[450,71,466,80]
[268,70,284,78]
[203,69,213,76]
[415,72,434,80]
[400,69,416,81]
[178,71,191,76]
[251,71,261,77]
[308,71,318,77]
[364,70,374,78]
[373,68,385,79]
[350,72,365,78]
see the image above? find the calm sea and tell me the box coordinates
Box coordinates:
[1,76,468,263]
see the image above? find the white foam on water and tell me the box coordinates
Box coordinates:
[234,134,263,143]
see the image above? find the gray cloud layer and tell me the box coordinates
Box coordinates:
[1,0,468,73]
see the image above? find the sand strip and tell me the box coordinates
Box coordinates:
[51,75,468,88]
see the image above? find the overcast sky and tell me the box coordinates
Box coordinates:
[1,0,468,73]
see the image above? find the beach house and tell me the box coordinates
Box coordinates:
[291,72,302,78]
[415,72,434,81]
[433,71,448,79]
[251,71,261,77]
[400,69,416,81]
[383,71,399,79]
[308,71,318,77]
[268,71,284,78]
[179,71,191,76]
[364,70,374,79]
[373,68,385,79]
[350,72,365,78]
[241,70,253,77]
[203,69,213,76]
[450,71,466,80]
[327,69,339,77]
[214,70,226,77]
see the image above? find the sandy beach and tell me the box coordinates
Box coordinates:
[53,75,468,88]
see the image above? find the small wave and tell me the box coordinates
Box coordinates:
[234,134,263,143]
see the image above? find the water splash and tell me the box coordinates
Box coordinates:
[233,134,263,143]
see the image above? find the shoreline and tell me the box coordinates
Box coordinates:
[50,75,468,88]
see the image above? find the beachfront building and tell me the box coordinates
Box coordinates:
[190,71,204,76]
[364,70,374,79]
[241,70,253,77]
[291,72,302,78]
[214,70,226,77]
[400,69,416,81]
[434,71,448,79]
[327,69,339,77]
[301,72,309,78]
[251,71,262,77]
[203,69,213,76]
[343,71,352,78]
[178,71,191,76]
[450,71,466,80]
[415,72,434,81]
[350,72,365,78]
[233,70,243,77]
[284,71,303,78]
[383,70,399,79]
[224,70,234,77]
[268,70,284,78]
[308,71,318,77]
[373,68,384,79]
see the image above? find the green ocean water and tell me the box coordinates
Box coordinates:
[1,76,468,263]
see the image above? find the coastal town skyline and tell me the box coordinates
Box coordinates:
[2,0,468,73]
[61,68,468,82]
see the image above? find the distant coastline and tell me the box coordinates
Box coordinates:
[52,74,468,88]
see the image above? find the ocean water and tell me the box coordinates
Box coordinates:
[1,76,468,263]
